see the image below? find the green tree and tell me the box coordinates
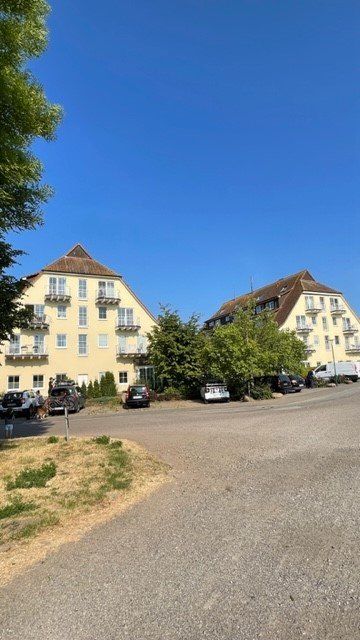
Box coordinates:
[147,306,204,393]
[93,379,100,398]
[87,381,94,398]
[0,1,62,342]
[100,372,117,397]
[202,305,306,388]
[80,381,87,398]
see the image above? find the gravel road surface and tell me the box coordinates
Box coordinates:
[1,385,359,639]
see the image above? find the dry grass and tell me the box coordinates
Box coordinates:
[0,436,169,586]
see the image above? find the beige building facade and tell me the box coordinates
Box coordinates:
[0,245,157,393]
[204,270,360,368]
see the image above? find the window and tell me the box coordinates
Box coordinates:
[33,375,44,388]
[325,335,330,351]
[98,307,107,320]
[313,335,319,346]
[136,366,155,387]
[8,376,20,390]
[311,316,317,326]
[305,295,314,310]
[335,336,340,345]
[49,276,66,295]
[57,305,67,319]
[34,304,45,319]
[320,297,326,310]
[9,334,20,354]
[118,307,134,326]
[98,372,105,381]
[34,334,45,353]
[98,334,108,348]
[77,374,88,387]
[119,372,128,384]
[78,334,88,355]
[332,317,337,326]
[322,317,328,331]
[56,334,67,348]
[78,306,88,327]
[56,373,67,383]
[296,315,307,328]
[98,280,115,297]
[78,279,87,299]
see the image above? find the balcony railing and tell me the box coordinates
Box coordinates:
[330,305,346,315]
[28,314,50,329]
[305,305,323,313]
[96,289,120,304]
[296,324,313,333]
[5,345,48,359]
[304,343,316,353]
[345,343,360,353]
[342,325,358,334]
[116,344,147,357]
[115,316,141,331]
[45,286,71,301]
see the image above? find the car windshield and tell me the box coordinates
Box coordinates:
[51,388,71,397]
[4,392,22,399]
[130,386,146,394]
[279,375,291,382]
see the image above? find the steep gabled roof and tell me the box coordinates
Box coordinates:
[39,244,120,278]
[206,270,341,326]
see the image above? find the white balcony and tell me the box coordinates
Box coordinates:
[345,343,360,353]
[28,314,50,329]
[5,345,48,360]
[115,316,141,331]
[304,343,316,353]
[330,305,346,315]
[45,286,71,302]
[116,344,147,358]
[342,325,358,334]
[296,324,313,334]
[305,305,323,313]
[96,289,120,304]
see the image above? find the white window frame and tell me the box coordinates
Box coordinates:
[78,334,88,356]
[56,334,67,349]
[98,334,108,349]
[119,372,128,384]
[325,335,330,351]
[98,280,115,297]
[8,376,20,390]
[322,317,328,331]
[118,307,134,326]
[9,334,20,355]
[49,276,67,295]
[320,296,326,310]
[78,306,88,328]
[78,279,87,300]
[313,335,319,346]
[57,305,67,319]
[33,374,44,389]
[98,306,107,320]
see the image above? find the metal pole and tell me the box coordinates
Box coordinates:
[330,339,337,385]
[64,406,70,441]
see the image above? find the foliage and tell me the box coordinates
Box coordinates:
[250,384,273,400]
[147,306,204,393]
[93,435,110,445]
[202,304,307,387]
[157,387,185,401]
[80,381,87,398]
[47,435,59,444]
[0,495,36,520]
[87,380,94,398]
[100,372,117,397]
[0,1,62,341]
[93,379,100,398]
[6,461,56,489]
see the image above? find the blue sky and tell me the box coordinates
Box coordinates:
[10,0,360,319]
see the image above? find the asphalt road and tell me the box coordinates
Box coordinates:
[1,385,360,640]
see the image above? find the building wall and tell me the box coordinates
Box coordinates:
[0,271,157,393]
[281,292,360,367]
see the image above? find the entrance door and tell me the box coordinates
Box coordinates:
[77,374,88,387]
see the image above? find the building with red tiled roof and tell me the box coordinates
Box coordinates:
[204,271,360,367]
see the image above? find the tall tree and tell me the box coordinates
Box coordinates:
[0,0,62,341]
[147,306,204,391]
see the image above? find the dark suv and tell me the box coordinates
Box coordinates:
[124,385,150,408]
[256,374,298,394]
[49,384,85,414]
[1,390,36,418]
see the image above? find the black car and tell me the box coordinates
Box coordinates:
[124,385,150,408]
[49,384,85,414]
[288,374,305,390]
[256,374,298,394]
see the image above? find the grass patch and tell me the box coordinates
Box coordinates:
[0,496,36,520]
[47,436,59,444]
[6,462,57,490]
[93,435,111,445]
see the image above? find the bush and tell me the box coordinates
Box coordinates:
[100,372,117,397]
[93,435,111,445]
[87,380,94,398]
[0,496,36,520]
[157,387,184,401]
[6,461,57,490]
[47,435,59,444]
[250,384,273,400]
[93,379,101,398]
[80,381,87,398]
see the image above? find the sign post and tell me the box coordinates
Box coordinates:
[64,405,70,441]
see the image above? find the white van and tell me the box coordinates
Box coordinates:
[313,361,360,382]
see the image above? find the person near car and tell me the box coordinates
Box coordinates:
[4,408,14,439]
[48,377,55,396]
[34,390,44,417]
[306,370,315,389]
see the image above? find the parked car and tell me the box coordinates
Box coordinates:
[257,374,298,394]
[124,385,150,408]
[49,383,85,414]
[313,361,360,382]
[288,373,305,390]
[1,390,36,418]
[200,382,230,403]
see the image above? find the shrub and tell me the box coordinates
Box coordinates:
[0,496,36,520]
[100,372,117,397]
[250,384,273,400]
[6,461,57,490]
[47,435,59,444]
[93,435,111,445]
[161,387,184,401]
[87,380,94,398]
[80,381,87,398]
[93,379,101,398]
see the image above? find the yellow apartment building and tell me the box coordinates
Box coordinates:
[204,270,360,368]
[0,244,157,393]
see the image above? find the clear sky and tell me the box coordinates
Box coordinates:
[10,0,360,319]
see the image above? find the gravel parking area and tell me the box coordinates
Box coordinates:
[1,384,359,639]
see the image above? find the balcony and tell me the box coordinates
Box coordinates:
[330,305,346,315]
[27,314,50,330]
[296,324,313,334]
[96,289,120,305]
[5,345,48,360]
[342,325,359,335]
[45,286,71,302]
[304,343,316,353]
[116,345,147,358]
[305,305,323,314]
[345,343,360,353]
[115,317,141,331]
